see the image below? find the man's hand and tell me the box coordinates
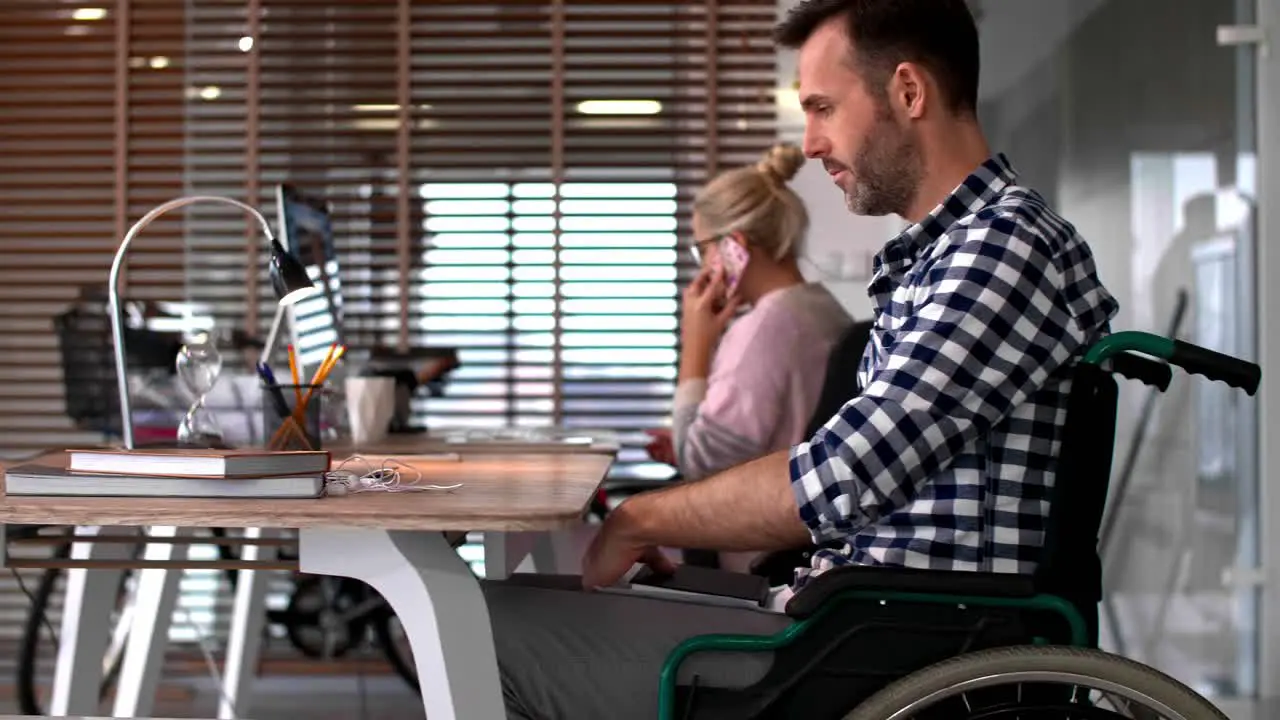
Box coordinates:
[579,451,811,589]
[581,501,676,589]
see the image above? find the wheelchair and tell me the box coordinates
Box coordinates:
[656,330,1260,720]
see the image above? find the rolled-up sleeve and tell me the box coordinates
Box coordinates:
[789,215,1090,542]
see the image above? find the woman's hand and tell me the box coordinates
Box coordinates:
[644,428,676,466]
[679,266,741,380]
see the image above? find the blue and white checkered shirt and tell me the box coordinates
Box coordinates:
[788,154,1119,588]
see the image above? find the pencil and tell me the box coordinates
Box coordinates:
[311,343,338,385]
[287,344,302,406]
[294,344,346,426]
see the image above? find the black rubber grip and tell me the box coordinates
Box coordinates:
[1108,351,1172,391]
[1170,340,1262,395]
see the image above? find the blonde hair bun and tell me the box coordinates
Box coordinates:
[756,143,805,185]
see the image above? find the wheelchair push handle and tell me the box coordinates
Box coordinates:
[1169,339,1262,394]
[1106,352,1172,391]
[1084,331,1261,395]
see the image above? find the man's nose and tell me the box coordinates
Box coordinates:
[802,125,828,159]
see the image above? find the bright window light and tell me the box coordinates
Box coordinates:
[560,199,677,215]
[560,183,676,199]
[72,7,107,21]
[417,178,680,426]
[421,183,508,199]
[149,56,170,69]
[425,199,509,215]
[512,199,556,215]
[238,36,254,52]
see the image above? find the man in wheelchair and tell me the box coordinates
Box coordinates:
[482,2,1245,718]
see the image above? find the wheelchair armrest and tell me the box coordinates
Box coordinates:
[784,565,1037,619]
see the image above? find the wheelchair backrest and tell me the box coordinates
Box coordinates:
[1031,352,1173,607]
[1031,362,1120,607]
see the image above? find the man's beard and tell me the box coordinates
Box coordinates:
[830,111,922,218]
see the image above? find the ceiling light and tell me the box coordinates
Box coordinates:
[199,85,221,101]
[353,118,400,131]
[238,36,254,52]
[576,99,662,115]
[352,103,433,112]
[775,87,801,111]
[148,56,170,69]
[351,117,439,131]
[71,8,108,21]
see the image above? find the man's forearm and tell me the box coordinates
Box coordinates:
[617,449,812,552]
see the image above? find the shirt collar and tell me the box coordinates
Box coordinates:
[871,153,1018,280]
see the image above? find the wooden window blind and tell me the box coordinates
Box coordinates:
[0,1,778,666]
[0,0,777,468]
[182,0,778,484]
[0,0,777,652]
[0,1,189,459]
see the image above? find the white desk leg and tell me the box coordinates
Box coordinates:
[485,528,593,579]
[50,526,135,717]
[300,529,504,720]
[111,526,188,718]
[219,527,272,719]
[483,531,540,580]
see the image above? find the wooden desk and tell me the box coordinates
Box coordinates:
[0,452,614,720]
[0,453,612,532]
[328,427,622,457]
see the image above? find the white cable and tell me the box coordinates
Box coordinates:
[324,454,463,496]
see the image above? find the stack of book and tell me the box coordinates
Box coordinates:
[4,448,330,499]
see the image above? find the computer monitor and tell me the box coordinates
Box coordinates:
[275,183,343,373]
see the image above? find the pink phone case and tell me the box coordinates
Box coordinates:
[718,236,750,293]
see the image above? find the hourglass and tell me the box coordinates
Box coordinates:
[176,332,224,446]
[108,195,316,449]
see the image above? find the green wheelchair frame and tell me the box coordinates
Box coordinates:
[656,330,1261,720]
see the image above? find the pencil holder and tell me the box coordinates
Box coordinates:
[262,383,323,451]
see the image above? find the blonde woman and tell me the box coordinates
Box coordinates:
[648,144,853,555]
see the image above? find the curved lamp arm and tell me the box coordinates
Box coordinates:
[109,195,294,449]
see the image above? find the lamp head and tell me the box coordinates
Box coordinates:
[268,237,318,306]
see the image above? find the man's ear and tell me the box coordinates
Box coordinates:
[890,63,928,120]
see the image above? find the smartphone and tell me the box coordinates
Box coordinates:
[717,234,751,295]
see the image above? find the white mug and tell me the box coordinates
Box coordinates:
[344,376,397,447]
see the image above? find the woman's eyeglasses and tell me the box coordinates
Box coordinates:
[690,237,717,266]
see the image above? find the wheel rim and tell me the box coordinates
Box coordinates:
[879,670,1191,720]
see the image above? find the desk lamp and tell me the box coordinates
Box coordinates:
[109,195,317,449]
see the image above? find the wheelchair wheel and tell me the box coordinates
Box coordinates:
[844,646,1228,720]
